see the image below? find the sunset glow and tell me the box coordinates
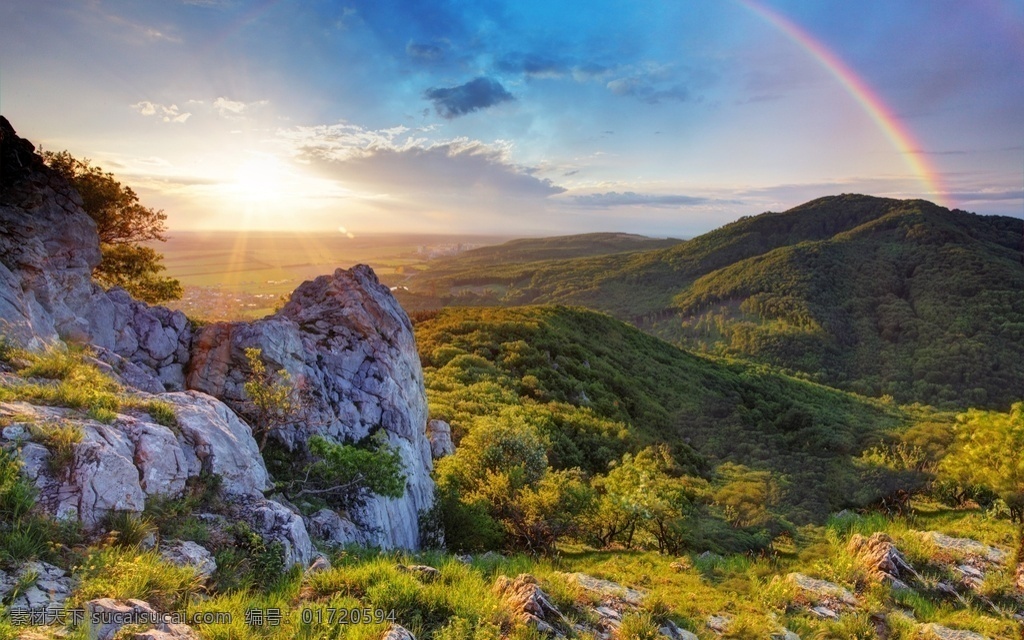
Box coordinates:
[1,1,1020,234]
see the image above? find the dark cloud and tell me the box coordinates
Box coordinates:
[406,41,444,60]
[424,77,514,118]
[572,192,735,208]
[299,140,564,198]
[497,54,567,78]
[606,76,690,104]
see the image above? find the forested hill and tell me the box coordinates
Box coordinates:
[401,195,1024,409]
[413,305,918,527]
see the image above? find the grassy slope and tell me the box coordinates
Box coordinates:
[415,305,920,524]
[405,195,1024,409]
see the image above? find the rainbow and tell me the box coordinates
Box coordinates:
[737,0,949,207]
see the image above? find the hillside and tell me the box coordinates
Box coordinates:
[403,196,1024,409]
[414,305,923,526]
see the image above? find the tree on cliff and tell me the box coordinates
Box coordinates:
[41,150,182,304]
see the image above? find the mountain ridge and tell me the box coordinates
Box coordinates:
[401,194,1024,408]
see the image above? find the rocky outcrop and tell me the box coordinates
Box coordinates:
[426,419,455,458]
[559,572,646,607]
[786,572,857,617]
[85,289,193,391]
[0,117,191,390]
[493,574,567,635]
[0,116,103,350]
[0,561,74,613]
[0,118,433,557]
[187,265,434,549]
[85,598,200,640]
[159,540,217,579]
[922,531,1009,565]
[847,532,921,588]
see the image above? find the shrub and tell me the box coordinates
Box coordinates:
[145,400,178,428]
[28,421,83,479]
[72,546,202,611]
[104,511,157,548]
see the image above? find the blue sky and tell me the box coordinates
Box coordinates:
[1,0,1021,235]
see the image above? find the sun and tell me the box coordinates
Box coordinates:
[230,154,288,204]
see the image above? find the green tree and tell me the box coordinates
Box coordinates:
[940,403,1024,522]
[591,446,710,554]
[41,150,182,304]
[242,347,299,452]
[435,413,593,553]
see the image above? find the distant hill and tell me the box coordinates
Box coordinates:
[414,305,921,524]
[426,232,683,266]
[403,195,1024,408]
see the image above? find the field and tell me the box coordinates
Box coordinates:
[153,231,511,320]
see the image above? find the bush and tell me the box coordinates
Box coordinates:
[72,546,202,610]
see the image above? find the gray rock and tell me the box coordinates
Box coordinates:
[0,561,73,612]
[160,540,217,579]
[125,419,189,498]
[187,265,435,549]
[398,564,441,582]
[0,118,103,350]
[132,624,201,640]
[306,508,366,547]
[426,419,455,458]
[707,614,732,633]
[382,624,417,640]
[161,391,270,497]
[86,598,163,640]
[305,555,331,576]
[809,606,839,620]
[245,498,313,568]
[2,422,29,440]
[660,620,699,640]
[922,531,1009,565]
[787,572,857,607]
[559,572,646,607]
[60,424,147,527]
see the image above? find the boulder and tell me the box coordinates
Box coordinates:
[426,419,455,458]
[305,554,331,576]
[558,572,646,607]
[159,540,217,579]
[59,423,147,527]
[86,598,163,640]
[161,391,270,497]
[493,574,566,633]
[187,265,435,549]
[707,614,732,633]
[847,532,920,588]
[306,508,366,547]
[132,624,200,640]
[922,531,1009,565]
[397,564,440,582]
[243,498,314,568]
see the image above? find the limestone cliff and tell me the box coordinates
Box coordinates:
[0,117,435,558]
[186,266,435,549]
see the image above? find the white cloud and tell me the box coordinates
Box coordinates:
[213,97,269,117]
[131,101,191,123]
